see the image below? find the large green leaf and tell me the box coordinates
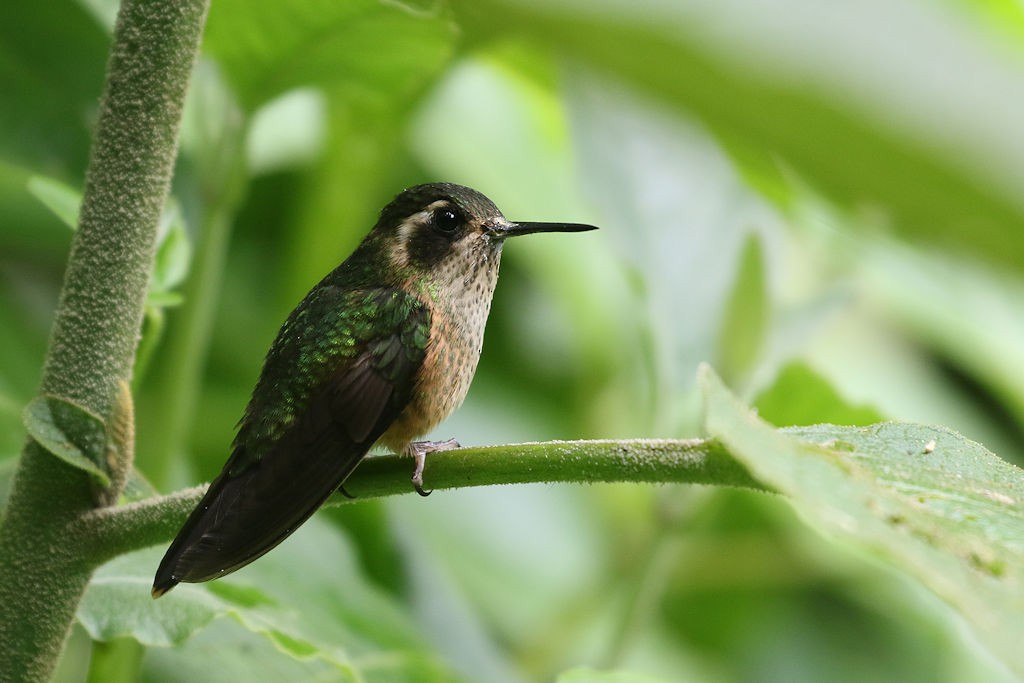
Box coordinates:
[700,365,1024,676]
[202,0,456,111]
[79,516,462,682]
[140,617,342,682]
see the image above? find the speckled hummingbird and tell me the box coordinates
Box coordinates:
[152,183,597,597]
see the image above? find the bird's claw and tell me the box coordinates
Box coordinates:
[409,438,460,497]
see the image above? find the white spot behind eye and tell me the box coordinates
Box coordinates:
[391,210,432,267]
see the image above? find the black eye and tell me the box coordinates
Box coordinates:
[433,208,461,234]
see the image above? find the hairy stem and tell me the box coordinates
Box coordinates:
[0,0,209,680]
[81,438,765,566]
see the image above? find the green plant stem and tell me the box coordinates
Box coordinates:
[0,0,209,680]
[80,438,765,567]
[347,438,765,495]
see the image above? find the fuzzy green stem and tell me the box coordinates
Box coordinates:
[80,438,765,567]
[346,438,764,496]
[0,0,209,680]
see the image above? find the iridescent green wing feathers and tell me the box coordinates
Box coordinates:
[153,287,429,592]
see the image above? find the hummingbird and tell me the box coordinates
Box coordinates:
[152,182,597,597]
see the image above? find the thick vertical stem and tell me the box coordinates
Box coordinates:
[0,0,209,680]
[41,0,207,414]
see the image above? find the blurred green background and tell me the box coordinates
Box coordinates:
[3,0,1024,681]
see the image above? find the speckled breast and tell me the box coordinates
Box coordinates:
[377,252,501,453]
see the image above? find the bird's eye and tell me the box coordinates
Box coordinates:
[433,208,461,234]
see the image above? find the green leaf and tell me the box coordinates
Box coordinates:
[80,570,221,648]
[140,618,343,682]
[26,175,81,229]
[755,361,885,427]
[715,233,768,384]
[22,395,109,486]
[133,307,166,388]
[79,517,461,681]
[203,0,456,111]
[700,365,1024,676]
[150,200,191,294]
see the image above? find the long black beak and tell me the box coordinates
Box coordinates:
[490,221,599,239]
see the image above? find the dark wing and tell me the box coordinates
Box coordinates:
[153,288,429,595]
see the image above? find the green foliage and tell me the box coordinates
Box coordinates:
[0,0,208,680]
[26,176,82,230]
[4,0,1024,682]
[22,395,109,486]
[450,0,1024,272]
[26,174,193,384]
[203,0,455,113]
[715,234,768,384]
[703,366,1024,673]
[79,517,460,681]
[755,361,885,427]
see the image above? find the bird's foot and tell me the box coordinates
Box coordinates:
[407,438,460,497]
[337,483,357,499]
